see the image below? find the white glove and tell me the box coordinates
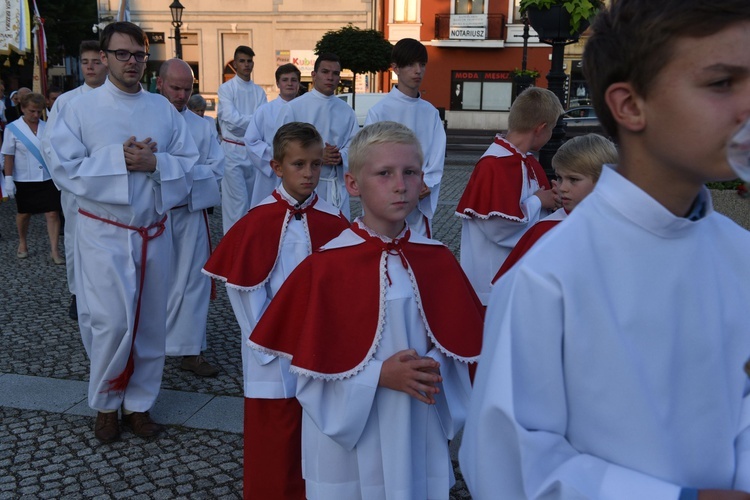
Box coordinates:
[4,175,16,199]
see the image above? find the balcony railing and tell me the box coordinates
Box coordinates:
[434,13,507,41]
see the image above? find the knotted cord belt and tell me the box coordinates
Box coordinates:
[222,138,245,146]
[78,208,168,393]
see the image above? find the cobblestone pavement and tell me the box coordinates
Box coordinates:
[0,149,483,499]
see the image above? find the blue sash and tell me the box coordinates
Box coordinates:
[7,121,50,176]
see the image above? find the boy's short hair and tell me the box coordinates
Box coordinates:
[314,53,340,72]
[187,94,207,111]
[275,63,301,82]
[583,0,750,140]
[101,22,148,52]
[391,38,428,67]
[507,87,564,133]
[234,45,255,60]
[552,134,618,182]
[80,40,100,55]
[273,122,323,163]
[21,92,46,109]
[348,121,424,178]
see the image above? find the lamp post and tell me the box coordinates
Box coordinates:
[169,0,185,60]
[526,5,584,178]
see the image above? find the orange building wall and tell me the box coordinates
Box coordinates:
[383,0,553,111]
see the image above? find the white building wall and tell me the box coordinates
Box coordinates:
[96,0,375,104]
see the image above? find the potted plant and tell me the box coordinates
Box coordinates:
[511,68,540,100]
[519,0,604,39]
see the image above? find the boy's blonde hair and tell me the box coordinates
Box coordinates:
[552,134,618,182]
[348,121,424,177]
[272,122,323,163]
[507,87,564,133]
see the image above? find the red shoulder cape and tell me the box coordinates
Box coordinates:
[248,226,484,379]
[456,137,550,220]
[202,192,350,289]
[492,219,561,283]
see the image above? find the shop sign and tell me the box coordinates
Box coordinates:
[449,14,487,40]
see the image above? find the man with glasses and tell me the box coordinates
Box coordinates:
[42,22,199,444]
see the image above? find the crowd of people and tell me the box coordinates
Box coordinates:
[2,0,750,497]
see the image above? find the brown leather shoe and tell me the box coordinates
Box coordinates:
[122,411,165,438]
[180,354,219,377]
[94,411,120,443]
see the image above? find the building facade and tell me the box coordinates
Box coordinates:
[381,0,592,130]
[95,0,378,113]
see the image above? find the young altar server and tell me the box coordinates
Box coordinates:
[455,86,562,304]
[41,22,198,443]
[244,63,301,209]
[248,121,484,499]
[492,133,617,281]
[202,122,349,499]
[276,53,359,219]
[460,0,750,498]
[218,45,267,233]
[364,38,446,237]
[45,40,109,321]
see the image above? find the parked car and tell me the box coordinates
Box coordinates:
[562,106,605,138]
[336,92,388,127]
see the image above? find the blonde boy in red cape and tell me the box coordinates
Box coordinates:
[249,121,483,499]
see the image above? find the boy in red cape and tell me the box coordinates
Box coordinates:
[493,133,618,282]
[203,122,349,499]
[249,121,483,499]
[455,87,562,305]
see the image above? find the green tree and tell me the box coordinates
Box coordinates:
[37,0,99,65]
[314,24,392,108]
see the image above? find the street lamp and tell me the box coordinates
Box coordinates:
[169,0,185,59]
[526,6,583,178]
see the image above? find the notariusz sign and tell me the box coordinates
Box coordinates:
[449,14,487,40]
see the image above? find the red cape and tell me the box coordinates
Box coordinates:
[203,191,350,289]
[456,136,550,220]
[492,219,562,283]
[249,225,484,379]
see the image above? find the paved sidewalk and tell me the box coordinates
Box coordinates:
[0,151,482,498]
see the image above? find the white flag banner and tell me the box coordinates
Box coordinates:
[0,0,31,55]
[117,0,131,22]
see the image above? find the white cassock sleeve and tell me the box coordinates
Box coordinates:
[217,82,253,138]
[186,115,224,212]
[735,383,750,491]
[145,109,198,213]
[459,267,683,500]
[244,103,275,179]
[296,361,381,451]
[42,109,129,205]
[423,115,446,191]
[226,286,277,367]
[424,346,472,440]
[336,115,360,172]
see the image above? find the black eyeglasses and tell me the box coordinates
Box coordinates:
[104,49,150,63]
